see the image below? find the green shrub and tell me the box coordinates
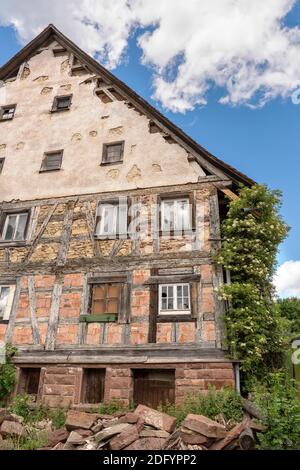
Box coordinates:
[8,430,48,451]
[0,345,17,406]
[9,394,66,428]
[98,399,132,415]
[160,386,244,426]
[9,394,33,422]
[252,372,300,450]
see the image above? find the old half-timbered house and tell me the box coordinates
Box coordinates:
[0,25,254,408]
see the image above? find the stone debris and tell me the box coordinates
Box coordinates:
[0,404,265,451]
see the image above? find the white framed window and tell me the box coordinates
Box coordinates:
[95,201,128,237]
[1,212,29,241]
[0,285,15,321]
[161,198,191,232]
[159,283,191,315]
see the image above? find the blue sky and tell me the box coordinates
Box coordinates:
[0,1,299,295]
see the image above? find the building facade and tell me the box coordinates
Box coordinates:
[0,25,253,408]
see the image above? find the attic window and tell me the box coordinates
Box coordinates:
[107,87,124,101]
[52,95,72,112]
[0,105,16,121]
[0,158,4,174]
[53,46,67,57]
[40,150,63,172]
[102,141,124,165]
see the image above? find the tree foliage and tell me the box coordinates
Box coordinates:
[0,344,17,406]
[216,185,289,383]
[277,298,300,336]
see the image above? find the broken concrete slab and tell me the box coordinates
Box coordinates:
[140,429,170,439]
[66,431,85,446]
[65,410,98,431]
[182,414,226,439]
[124,437,165,450]
[94,423,131,443]
[47,428,69,447]
[109,425,139,450]
[135,405,176,433]
[0,420,26,438]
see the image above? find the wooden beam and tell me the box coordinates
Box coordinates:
[44,277,63,351]
[28,276,41,345]
[219,188,240,201]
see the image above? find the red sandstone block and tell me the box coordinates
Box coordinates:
[44,374,76,386]
[212,369,234,380]
[135,405,176,433]
[110,369,132,378]
[43,396,73,408]
[109,389,130,400]
[110,377,131,389]
[176,379,205,388]
[44,384,75,397]
[46,367,78,375]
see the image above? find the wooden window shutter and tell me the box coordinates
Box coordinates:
[118,283,130,324]
[190,282,199,319]
[149,284,158,343]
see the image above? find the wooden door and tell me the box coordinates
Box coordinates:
[83,369,105,404]
[133,370,175,408]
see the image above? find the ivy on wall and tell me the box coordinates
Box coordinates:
[216,185,289,384]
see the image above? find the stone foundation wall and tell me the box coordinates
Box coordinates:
[15,362,235,408]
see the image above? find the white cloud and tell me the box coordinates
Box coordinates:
[1,0,300,111]
[274,260,300,298]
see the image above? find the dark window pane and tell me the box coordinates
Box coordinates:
[15,213,28,240]
[0,286,9,318]
[4,215,17,240]
[57,97,71,109]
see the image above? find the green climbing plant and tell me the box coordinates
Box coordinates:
[215,184,289,385]
[0,344,17,406]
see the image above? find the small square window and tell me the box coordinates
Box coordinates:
[0,285,15,321]
[0,105,16,121]
[102,141,124,165]
[161,198,192,233]
[0,158,4,174]
[52,95,72,112]
[18,368,41,397]
[90,284,121,316]
[40,151,63,172]
[159,283,191,315]
[1,212,29,242]
[95,199,128,237]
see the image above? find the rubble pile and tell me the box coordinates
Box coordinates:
[0,403,266,451]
